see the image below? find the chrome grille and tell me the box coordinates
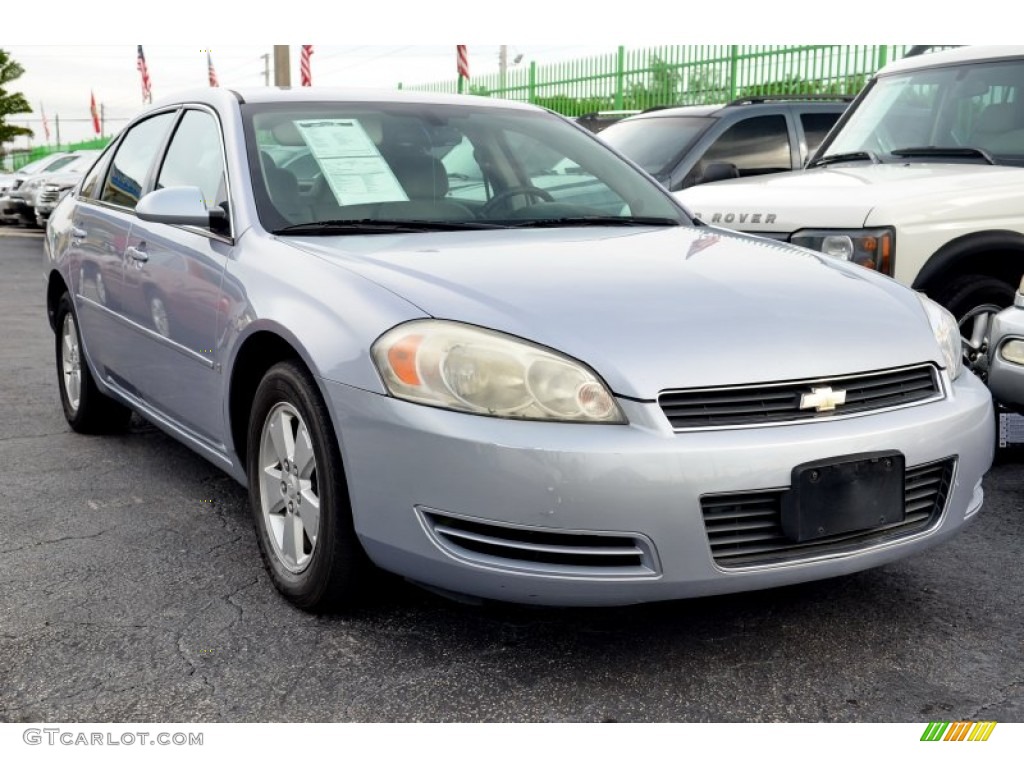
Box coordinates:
[660,364,941,430]
[419,508,658,577]
[701,457,955,568]
[37,188,61,205]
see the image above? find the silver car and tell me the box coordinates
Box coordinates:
[44,88,995,611]
[988,276,1024,414]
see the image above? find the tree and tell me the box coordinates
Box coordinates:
[684,67,728,105]
[0,49,33,146]
[623,56,684,110]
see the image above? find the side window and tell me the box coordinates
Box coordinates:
[800,112,843,158]
[156,110,228,213]
[79,148,113,201]
[692,115,791,182]
[100,112,176,209]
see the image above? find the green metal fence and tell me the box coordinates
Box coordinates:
[404,45,925,116]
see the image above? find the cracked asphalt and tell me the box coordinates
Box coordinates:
[1,229,1022,723]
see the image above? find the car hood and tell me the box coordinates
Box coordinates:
[37,171,83,187]
[675,163,1024,232]
[286,226,944,399]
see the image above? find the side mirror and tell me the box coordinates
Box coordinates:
[701,162,740,185]
[136,186,229,234]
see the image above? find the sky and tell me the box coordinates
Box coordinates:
[2,0,1014,150]
[3,44,611,148]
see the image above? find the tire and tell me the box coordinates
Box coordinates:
[54,292,132,433]
[246,360,373,612]
[932,275,1017,380]
[932,274,1016,321]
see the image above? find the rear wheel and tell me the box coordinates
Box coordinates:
[54,292,132,433]
[246,360,373,612]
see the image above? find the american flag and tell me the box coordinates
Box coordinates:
[90,91,101,134]
[137,45,152,103]
[40,102,50,143]
[207,52,219,87]
[300,45,313,87]
[457,45,470,80]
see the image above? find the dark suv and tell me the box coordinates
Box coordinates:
[598,96,851,191]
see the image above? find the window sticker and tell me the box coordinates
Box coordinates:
[293,119,408,205]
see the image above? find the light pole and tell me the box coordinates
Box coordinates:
[274,46,291,87]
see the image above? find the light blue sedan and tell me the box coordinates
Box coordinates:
[45,88,994,611]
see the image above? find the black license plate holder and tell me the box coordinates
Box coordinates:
[781,451,905,543]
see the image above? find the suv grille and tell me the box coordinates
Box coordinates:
[419,508,659,577]
[700,458,955,568]
[37,188,61,205]
[659,364,941,430]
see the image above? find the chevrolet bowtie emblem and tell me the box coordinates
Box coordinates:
[800,386,847,412]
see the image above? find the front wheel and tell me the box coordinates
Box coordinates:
[246,361,373,612]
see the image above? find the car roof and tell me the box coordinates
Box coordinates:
[147,86,548,114]
[882,45,1024,75]
[614,98,849,123]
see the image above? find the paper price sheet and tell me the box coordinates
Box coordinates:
[293,119,408,206]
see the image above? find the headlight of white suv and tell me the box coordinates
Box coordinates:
[917,293,963,380]
[372,320,625,423]
[791,227,895,275]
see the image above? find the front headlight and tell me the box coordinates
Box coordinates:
[791,227,895,275]
[371,320,626,423]
[917,293,963,380]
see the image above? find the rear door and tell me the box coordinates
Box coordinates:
[794,106,847,166]
[70,111,178,387]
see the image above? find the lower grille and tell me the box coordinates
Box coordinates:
[419,507,659,577]
[701,457,955,568]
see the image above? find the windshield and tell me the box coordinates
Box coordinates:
[36,154,80,174]
[599,115,715,179]
[241,101,688,232]
[819,57,1024,166]
[61,151,102,173]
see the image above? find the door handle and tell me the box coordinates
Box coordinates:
[125,245,149,263]
[71,227,87,239]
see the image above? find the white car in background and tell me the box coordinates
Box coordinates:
[0,153,76,223]
[2,150,101,227]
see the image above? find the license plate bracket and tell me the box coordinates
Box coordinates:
[781,451,905,543]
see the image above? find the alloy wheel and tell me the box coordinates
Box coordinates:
[257,402,320,573]
[61,312,82,414]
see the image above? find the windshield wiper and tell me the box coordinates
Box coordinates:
[807,150,881,168]
[501,215,681,228]
[272,219,509,235]
[890,146,995,164]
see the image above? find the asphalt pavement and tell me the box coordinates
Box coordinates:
[1,228,1021,722]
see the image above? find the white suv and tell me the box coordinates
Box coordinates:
[677,45,1024,378]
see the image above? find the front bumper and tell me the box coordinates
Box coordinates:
[323,371,994,606]
[0,194,32,222]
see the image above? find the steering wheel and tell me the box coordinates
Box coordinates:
[480,185,555,216]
